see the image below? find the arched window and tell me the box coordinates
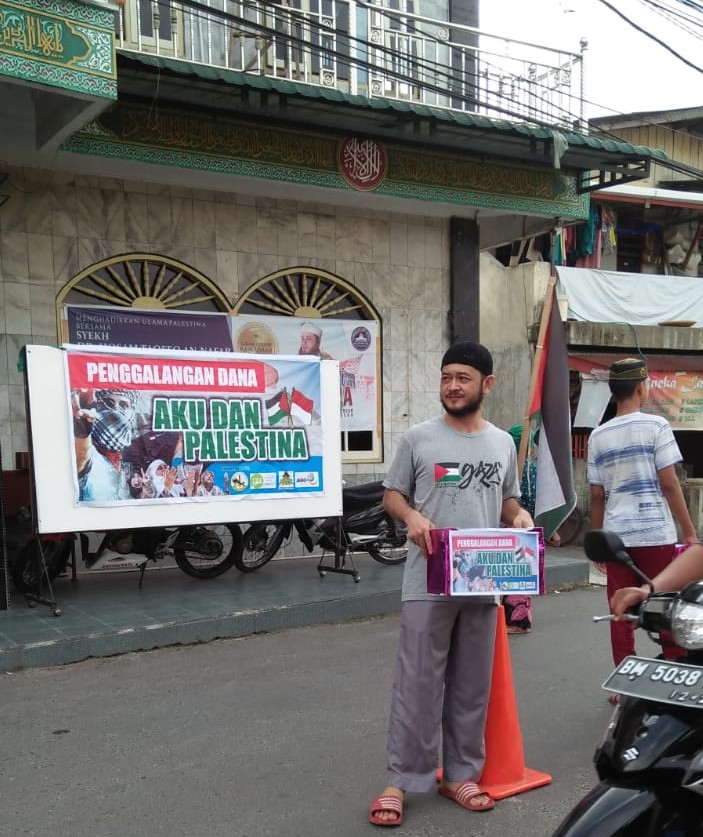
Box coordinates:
[55,253,232,338]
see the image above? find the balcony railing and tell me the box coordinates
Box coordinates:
[115,0,586,130]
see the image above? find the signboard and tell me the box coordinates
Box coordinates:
[427,528,542,596]
[644,372,703,430]
[231,314,379,433]
[64,305,233,352]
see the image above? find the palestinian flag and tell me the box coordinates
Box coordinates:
[266,389,291,426]
[290,388,314,425]
[530,283,577,539]
[434,462,460,483]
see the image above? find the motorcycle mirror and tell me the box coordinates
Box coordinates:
[584,530,630,564]
[584,530,655,586]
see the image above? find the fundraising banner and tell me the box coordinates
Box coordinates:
[427,528,543,596]
[231,314,379,432]
[64,346,325,506]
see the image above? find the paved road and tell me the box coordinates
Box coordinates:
[1,586,659,837]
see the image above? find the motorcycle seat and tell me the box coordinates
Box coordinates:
[342,481,386,506]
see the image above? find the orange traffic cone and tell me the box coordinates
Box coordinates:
[478,605,552,799]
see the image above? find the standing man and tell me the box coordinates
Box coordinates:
[368,341,533,827]
[587,357,698,680]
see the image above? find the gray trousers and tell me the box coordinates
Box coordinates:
[386,599,497,793]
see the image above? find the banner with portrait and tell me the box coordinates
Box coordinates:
[64,346,325,506]
[231,314,379,433]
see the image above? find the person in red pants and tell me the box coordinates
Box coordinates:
[587,357,698,702]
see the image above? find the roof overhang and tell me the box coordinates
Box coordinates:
[590,183,703,211]
[115,51,672,195]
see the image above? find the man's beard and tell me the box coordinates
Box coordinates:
[440,391,484,417]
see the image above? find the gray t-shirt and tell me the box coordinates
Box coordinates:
[384,416,521,601]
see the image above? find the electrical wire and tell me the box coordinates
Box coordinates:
[594,0,703,75]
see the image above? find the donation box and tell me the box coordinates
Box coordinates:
[427,528,544,596]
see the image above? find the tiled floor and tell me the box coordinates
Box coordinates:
[0,546,588,672]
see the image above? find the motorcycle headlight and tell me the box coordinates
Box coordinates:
[671,598,703,649]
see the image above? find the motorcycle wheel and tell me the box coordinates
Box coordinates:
[11,535,73,594]
[366,522,408,565]
[173,523,243,579]
[235,523,286,572]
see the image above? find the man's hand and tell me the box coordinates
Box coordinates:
[610,586,649,619]
[511,508,534,529]
[405,509,436,558]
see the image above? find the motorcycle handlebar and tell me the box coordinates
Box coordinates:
[592,614,639,623]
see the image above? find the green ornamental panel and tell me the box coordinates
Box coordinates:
[0,0,116,99]
[63,101,589,219]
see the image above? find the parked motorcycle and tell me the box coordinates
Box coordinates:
[552,529,703,837]
[11,523,244,593]
[235,480,407,580]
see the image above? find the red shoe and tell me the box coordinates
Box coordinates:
[368,794,403,827]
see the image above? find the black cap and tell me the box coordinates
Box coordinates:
[609,357,648,382]
[441,341,493,376]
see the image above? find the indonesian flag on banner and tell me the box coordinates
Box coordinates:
[290,388,314,425]
[266,389,291,426]
[529,284,577,539]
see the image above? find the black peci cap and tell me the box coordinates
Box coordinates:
[441,341,493,376]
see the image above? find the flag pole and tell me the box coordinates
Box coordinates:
[517,274,558,478]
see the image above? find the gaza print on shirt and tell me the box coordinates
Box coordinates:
[433,460,504,491]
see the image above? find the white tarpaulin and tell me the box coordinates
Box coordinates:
[556,267,703,327]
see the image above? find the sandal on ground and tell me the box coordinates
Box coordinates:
[438,781,495,812]
[608,693,620,705]
[368,794,403,827]
[506,626,531,634]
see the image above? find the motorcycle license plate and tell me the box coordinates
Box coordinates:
[603,655,703,708]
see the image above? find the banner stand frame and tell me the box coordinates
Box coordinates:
[20,360,64,616]
[316,518,361,582]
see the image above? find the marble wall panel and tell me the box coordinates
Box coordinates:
[124,192,149,243]
[4,284,31,335]
[29,285,57,337]
[0,183,25,233]
[50,186,78,237]
[23,184,53,236]
[193,200,216,249]
[51,235,78,289]
[27,234,54,284]
[0,335,7,385]
[235,204,258,252]
[297,212,317,257]
[1,232,29,282]
[0,166,465,468]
